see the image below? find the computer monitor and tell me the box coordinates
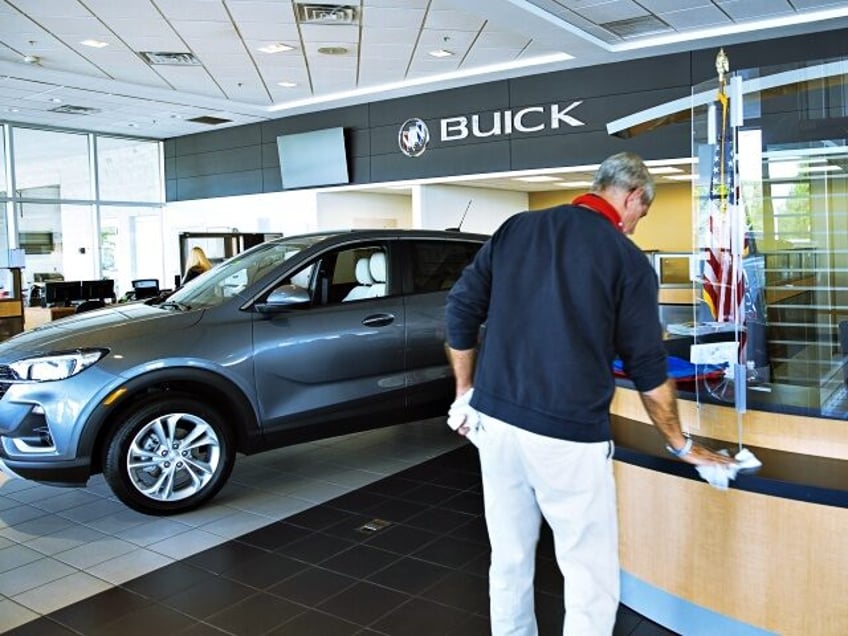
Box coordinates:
[44,281,83,307]
[81,279,115,301]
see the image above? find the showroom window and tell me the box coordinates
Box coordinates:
[0,122,163,326]
[12,128,93,200]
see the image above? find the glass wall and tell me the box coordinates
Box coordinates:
[0,123,163,318]
[684,56,848,421]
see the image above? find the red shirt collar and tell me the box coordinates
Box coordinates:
[572,193,623,232]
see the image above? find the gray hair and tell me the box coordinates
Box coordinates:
[591,152,655,205]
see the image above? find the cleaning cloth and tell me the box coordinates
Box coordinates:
[447,389,482,445]
[695,447,762,490]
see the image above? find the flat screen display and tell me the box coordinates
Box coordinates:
[277,127,349,190]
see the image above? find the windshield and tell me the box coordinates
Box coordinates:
[163,234,333,309]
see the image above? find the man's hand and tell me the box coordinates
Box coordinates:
[679,442,738,467]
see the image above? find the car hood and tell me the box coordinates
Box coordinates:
[0,303,204,358]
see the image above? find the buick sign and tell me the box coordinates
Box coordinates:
[399,118,430,157]
[398,101,585,156]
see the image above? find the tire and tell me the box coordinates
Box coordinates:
[103,394,235,516]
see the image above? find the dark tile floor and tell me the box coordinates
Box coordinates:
[5,443,678,635]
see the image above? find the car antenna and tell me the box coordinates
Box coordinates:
[445,199,472,231]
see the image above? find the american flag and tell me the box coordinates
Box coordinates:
[702,98,744,324]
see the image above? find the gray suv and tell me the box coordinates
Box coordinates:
[0,229,486,515]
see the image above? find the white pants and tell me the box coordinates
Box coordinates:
[475,414,620,636]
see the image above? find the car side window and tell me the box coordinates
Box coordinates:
[290,245,387,306]
[410,240,482,293]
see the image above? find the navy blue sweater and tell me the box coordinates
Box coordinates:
[445,203,669,443]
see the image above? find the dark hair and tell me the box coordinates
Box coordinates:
[592,152,655,205]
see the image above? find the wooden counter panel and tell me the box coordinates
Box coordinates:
[0,300,23,318]
[615,461,848,635]
[611,386,848,460]
[657,287,698,305]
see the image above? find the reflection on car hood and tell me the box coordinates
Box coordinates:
[0,303,203,357]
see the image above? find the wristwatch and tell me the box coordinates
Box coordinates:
[666,434,693,458]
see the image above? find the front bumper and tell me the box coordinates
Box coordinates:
[0,455,90,486]
[0,365,120,487]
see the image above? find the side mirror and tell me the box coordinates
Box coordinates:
[255,284,310,313]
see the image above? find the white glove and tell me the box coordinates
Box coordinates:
[447,389,481,444]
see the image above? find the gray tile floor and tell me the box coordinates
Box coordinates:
[0,418,465,632]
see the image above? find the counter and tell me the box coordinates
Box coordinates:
[611,386,848,635]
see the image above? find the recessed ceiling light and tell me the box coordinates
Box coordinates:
[647,166,683,174]
[277,81,298,88]
[429,49,453,58]
[80,39,109,48]
[514,175,561,183]
[258,42,294,54]
[49,97,62,103]
[665,175,696,181]
[557,180,594,187]
[127,123,139,128]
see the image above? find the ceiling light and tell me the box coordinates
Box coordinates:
[665,175,696,181]
[22,55,40,64]
[258,43,294,54]
[268,51,573,113]
[514,176,561,183]
[80,39,109,48]
[429,49,453,58]
[277,81,298,88]
[557,180,594,187]
[802,165,842,172]
[647,166,683,174]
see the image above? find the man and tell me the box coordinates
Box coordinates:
[445,152,735,635]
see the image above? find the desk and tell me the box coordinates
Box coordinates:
[49,306,76,321]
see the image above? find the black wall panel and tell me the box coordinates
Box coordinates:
[371,140,512,182]
[176,170,264,200]
[165,28,848,202]
[509,53,692,106]
[368,82,512,126]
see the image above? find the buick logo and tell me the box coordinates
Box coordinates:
[398,118,430,157]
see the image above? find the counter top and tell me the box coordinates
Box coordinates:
[612,415,848,508]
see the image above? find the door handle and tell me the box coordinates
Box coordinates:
[362,313,395,327]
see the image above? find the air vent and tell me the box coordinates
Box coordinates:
[599,15,671,39]
[49,104,101,115]
[138,51,201,66]
[187,115,232,125]
[296,3,358,24]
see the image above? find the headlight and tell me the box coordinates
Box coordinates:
[10,349,107,382]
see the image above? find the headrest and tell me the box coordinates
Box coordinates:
[355,257,374,285]
[369,252,386,283]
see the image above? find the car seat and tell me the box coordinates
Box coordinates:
[343,256,376,301]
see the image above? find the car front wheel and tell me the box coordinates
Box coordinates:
[103,394,235,515]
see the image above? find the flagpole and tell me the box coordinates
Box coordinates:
[729,70,747,452]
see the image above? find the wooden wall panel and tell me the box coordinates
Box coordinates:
[615,462,848,635]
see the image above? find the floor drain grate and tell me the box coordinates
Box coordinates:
[357,518,391,534]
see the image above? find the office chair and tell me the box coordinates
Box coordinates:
[132,279,160,300]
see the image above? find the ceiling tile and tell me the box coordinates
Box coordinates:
[362,7,426,27]
[572,0,649,24]
[715,0,795,20]
[659,5,730,29]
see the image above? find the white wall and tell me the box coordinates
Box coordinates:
[317,191,412,229]
[162,190,318,284]
[415,184,527,234]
